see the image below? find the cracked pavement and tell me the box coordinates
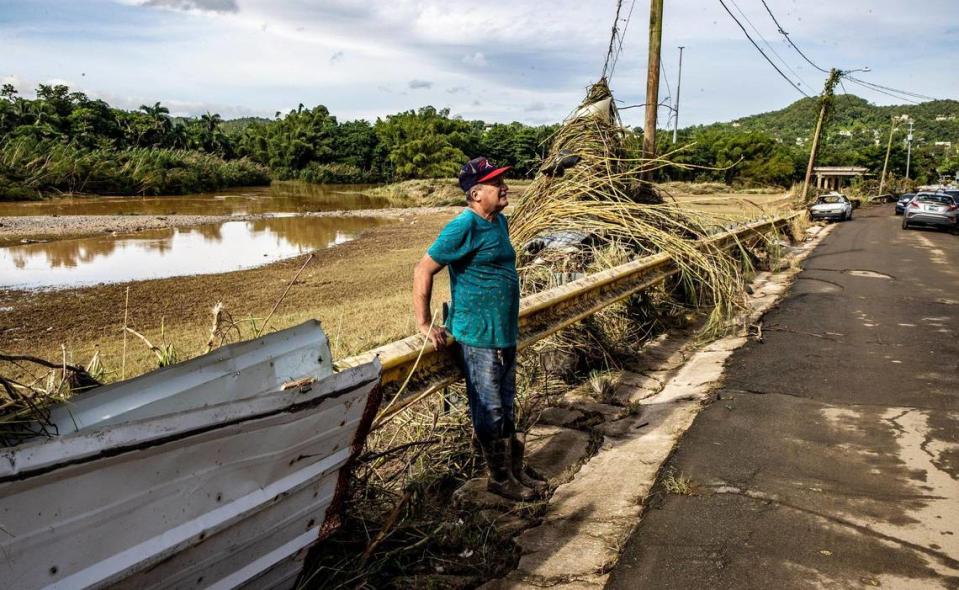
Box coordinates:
[607,206,959,589]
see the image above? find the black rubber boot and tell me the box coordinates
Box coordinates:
[481,438,536,502]
[510,433,548,495]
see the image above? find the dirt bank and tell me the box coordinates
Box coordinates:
[0,210,456,379]
[0,206,457,246]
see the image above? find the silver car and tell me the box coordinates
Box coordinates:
[809,194,853,222]
[902,193,959,232]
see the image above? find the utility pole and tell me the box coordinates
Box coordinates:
[672,46,685,144]
[643,0,664,162]
[801,68,842,203]
[905,119,914,180]
[879,116,900,196]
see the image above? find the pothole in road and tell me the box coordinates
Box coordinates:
[843,269,894,280]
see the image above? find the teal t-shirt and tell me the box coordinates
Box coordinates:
[427,209,520,349]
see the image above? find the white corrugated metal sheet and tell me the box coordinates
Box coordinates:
[46,320,335,434]
[0,321,381,590]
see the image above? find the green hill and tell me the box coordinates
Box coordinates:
[698,95,959,151]
[668,94,959,186]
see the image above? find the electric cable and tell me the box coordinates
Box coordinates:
[660,58,673,127]
[607,0,639,81]
[727,0,812,91]
[844,75,936,102]
[759,0,830,73]
[759,0,937,103]
[601,0,625,80]
[717,0,809,97]
[844,77,921,105]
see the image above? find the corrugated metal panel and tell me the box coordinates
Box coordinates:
[0,321,381,590]
[46,320,334,434]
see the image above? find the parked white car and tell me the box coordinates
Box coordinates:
[809,193,853,222]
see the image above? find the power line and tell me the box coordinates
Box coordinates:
[717,0,810,98]
[727,0,812,91]
[601,0,625,80]
[844,77,921,105]
[844,75,937,102]
[660,57,673,126]
[759,0,829,74]
[759,0,938,104]
[608,0,639,81]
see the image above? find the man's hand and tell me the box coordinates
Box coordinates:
[420,324,448,349]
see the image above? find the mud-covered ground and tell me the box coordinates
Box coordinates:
[0,210,456,379]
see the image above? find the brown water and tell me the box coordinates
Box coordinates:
[1,216,386,289]
[0,182,388,217]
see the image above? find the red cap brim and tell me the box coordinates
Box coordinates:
[478,166,511,183]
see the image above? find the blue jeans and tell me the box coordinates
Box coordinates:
[457,344,517,445]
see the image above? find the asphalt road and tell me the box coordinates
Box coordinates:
[607,205,959,590]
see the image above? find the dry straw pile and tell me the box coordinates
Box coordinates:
[510,78,761,344]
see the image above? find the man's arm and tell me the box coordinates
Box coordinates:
[413,253,448,348]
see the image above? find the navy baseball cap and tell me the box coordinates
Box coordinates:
[458,157,511,194]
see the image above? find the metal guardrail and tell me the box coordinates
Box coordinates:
[340,212,800,413]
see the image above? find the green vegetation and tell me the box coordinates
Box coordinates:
[3,80,956,201]
[0,83,269,199]
[666,94,959,186]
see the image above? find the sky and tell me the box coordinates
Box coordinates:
[1,0,957,129]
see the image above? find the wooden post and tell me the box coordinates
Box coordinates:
[801,69,841,203]
[643,0,664,163]
[879,117,898,196]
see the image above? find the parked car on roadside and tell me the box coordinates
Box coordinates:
[902,193,959,232]
[809,193,854,222]
[895,193,917,215]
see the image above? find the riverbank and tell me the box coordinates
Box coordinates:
[0,206,456,246]
[0,210,456,379]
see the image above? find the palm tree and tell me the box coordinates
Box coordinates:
[139,102,172,145]
[200,112,222,134]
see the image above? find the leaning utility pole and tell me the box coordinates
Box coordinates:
[672,46,685,144]
[905,119,914,180]
[643,0,664,163]
[879,116,900,196]
[801,68,842,203]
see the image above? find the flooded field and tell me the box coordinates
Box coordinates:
[0,182,399,289]
[0,216,387,289]
[0,182,387,217]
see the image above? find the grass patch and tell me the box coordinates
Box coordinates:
[662,468,694,495]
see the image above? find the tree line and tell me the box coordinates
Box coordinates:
[3,82,956,200]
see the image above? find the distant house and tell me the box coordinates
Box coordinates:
[813,166,869,192]
[935,141,953,148]
[838,130,853,137]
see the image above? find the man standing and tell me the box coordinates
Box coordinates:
[412,157,546,501]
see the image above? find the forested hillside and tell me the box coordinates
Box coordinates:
[665,95,959,186]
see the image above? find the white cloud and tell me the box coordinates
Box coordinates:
[140,0,238,13]
[408,79,434,90]
[462,52,487,67]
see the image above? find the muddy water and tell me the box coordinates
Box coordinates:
[0,182,387,217]
[0,216,386,289]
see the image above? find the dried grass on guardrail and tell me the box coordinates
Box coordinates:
[510,78,767,340]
